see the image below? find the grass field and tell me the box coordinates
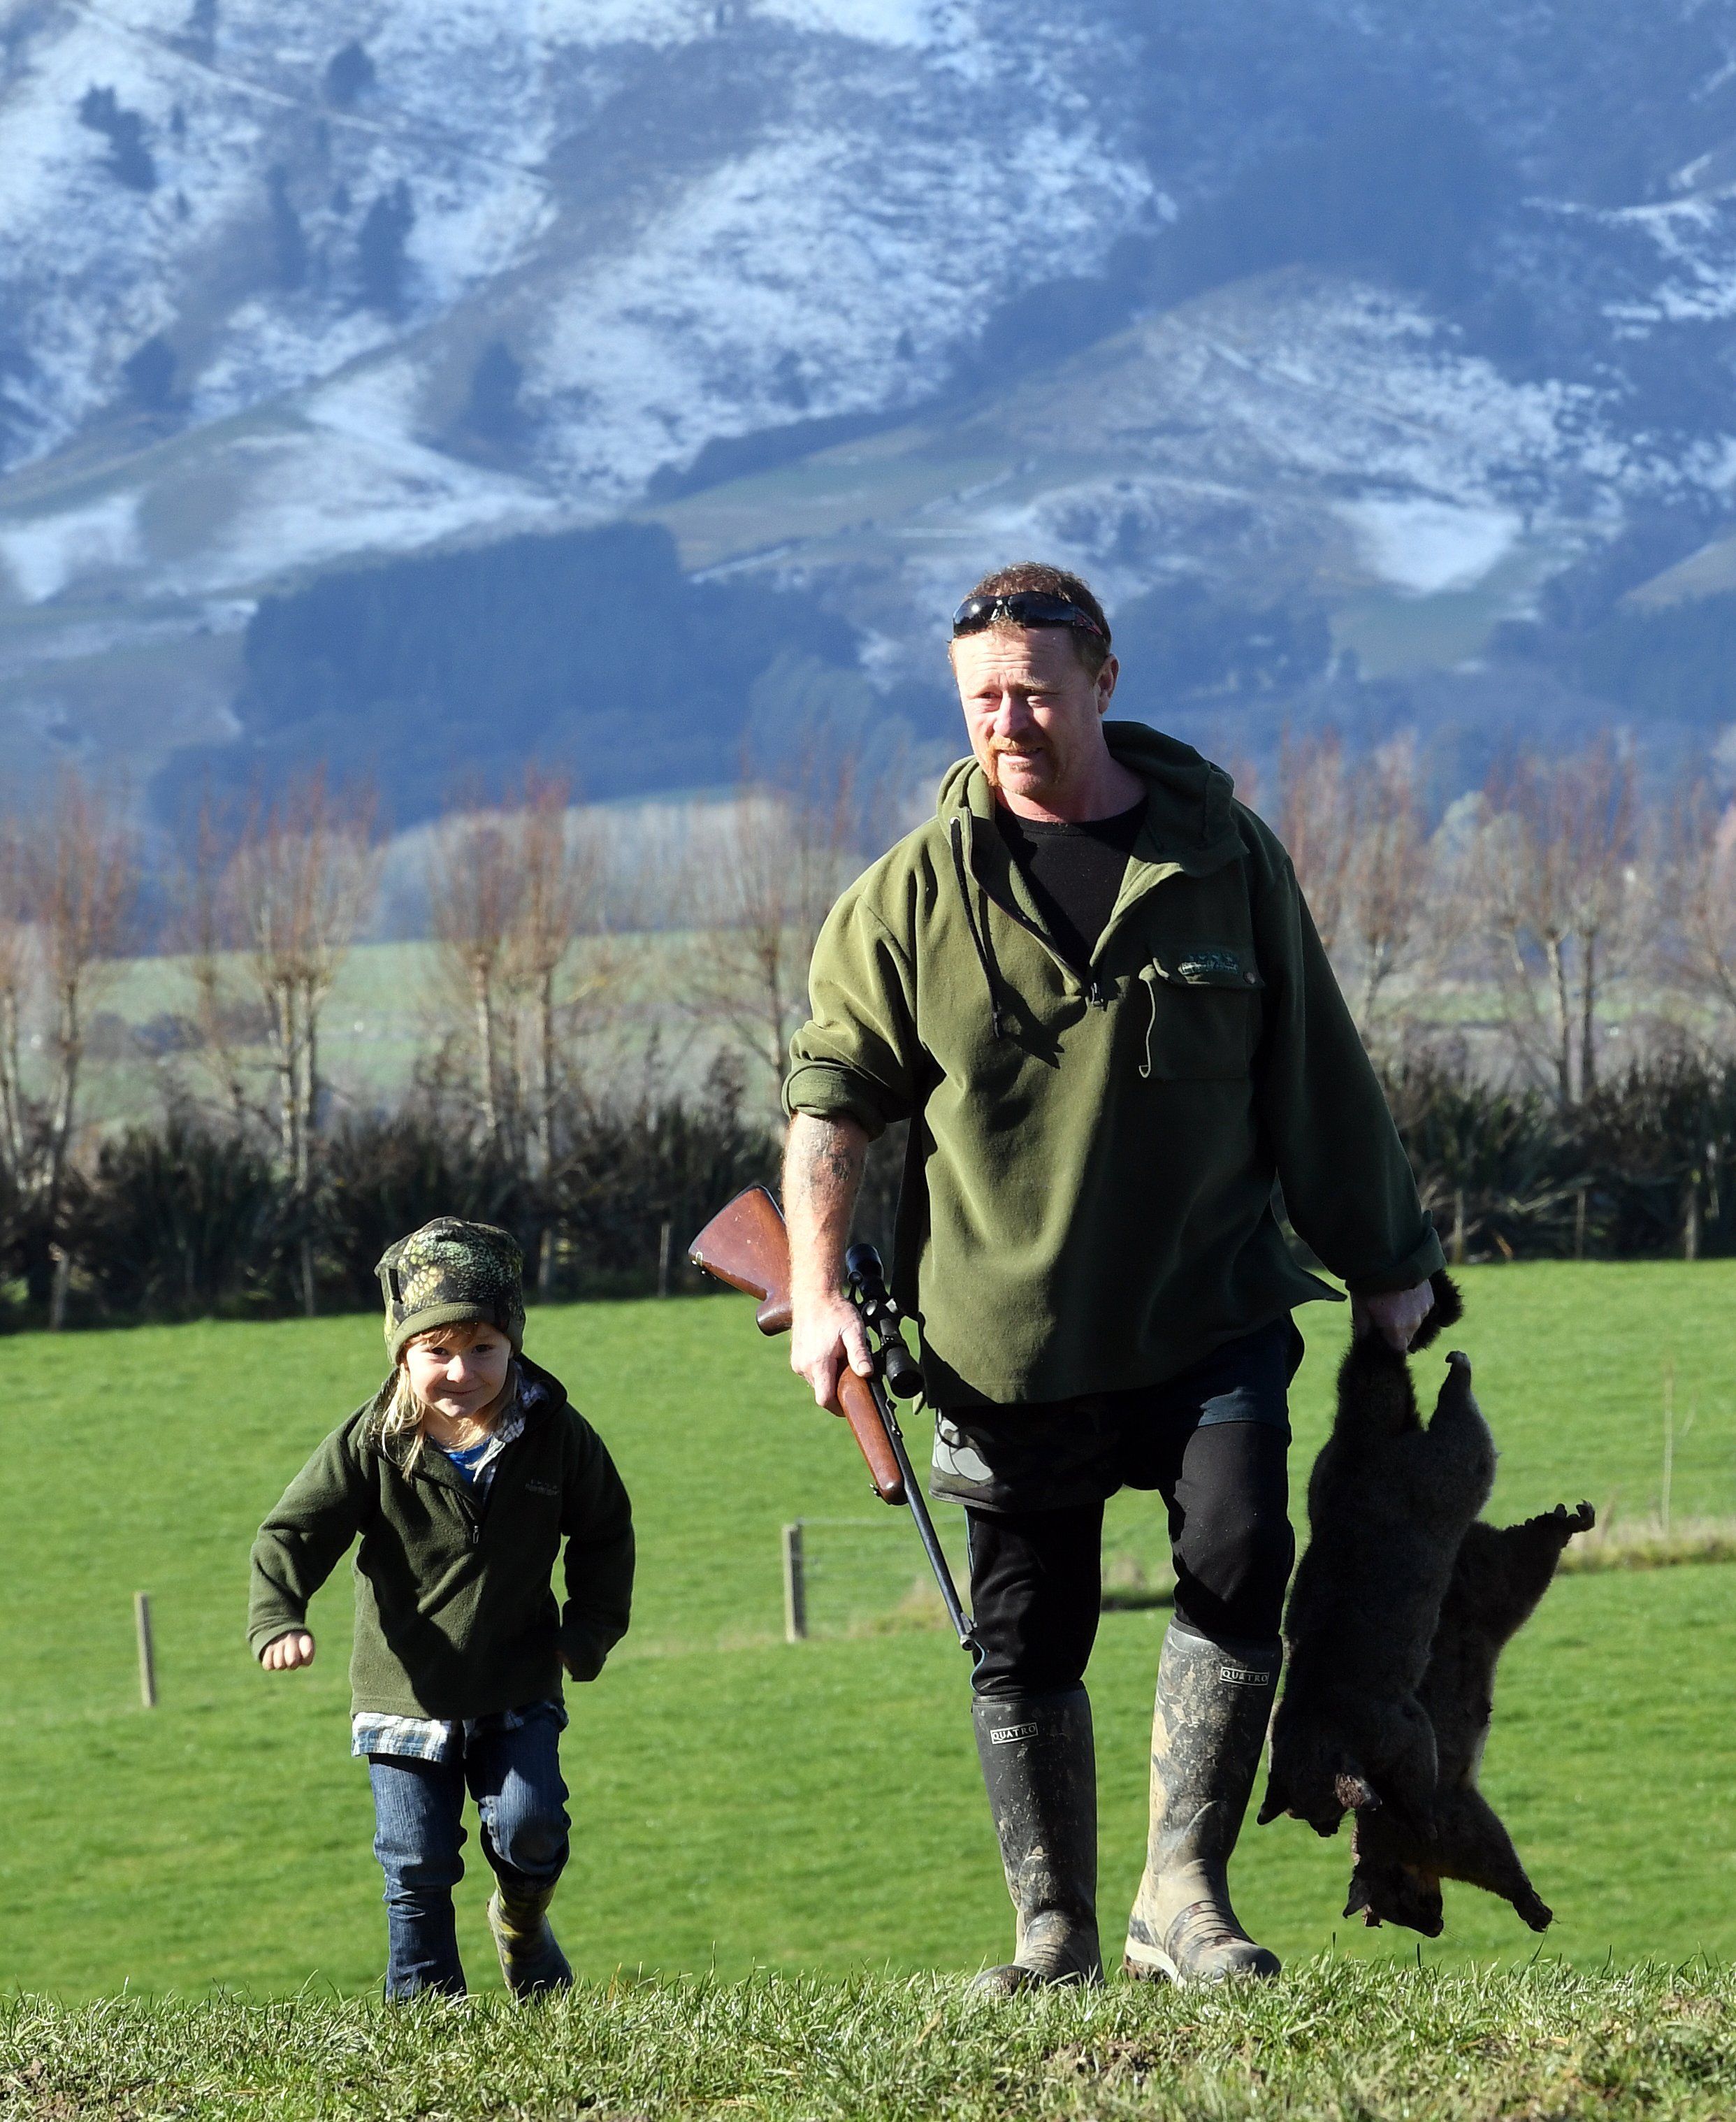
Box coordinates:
[2,1261,1735,2010]
[8,1962,1736,2120]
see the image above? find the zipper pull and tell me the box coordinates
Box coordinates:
[1087,979,1108,1008]
[1138,965,1159,1079]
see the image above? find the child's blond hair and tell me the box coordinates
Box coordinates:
[376,1364,433,1468]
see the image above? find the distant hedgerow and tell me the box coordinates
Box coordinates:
[36,1076,777,1328]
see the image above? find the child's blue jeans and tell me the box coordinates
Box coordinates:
[368,1704,570,1999]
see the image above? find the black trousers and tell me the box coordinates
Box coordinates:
[959,1322,1298,1699]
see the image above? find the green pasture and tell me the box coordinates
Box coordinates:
[1,1261,1733,2002]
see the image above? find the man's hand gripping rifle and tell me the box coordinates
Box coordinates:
[689,1185,980,1656]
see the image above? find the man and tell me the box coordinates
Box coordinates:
[781,562,1440,1991]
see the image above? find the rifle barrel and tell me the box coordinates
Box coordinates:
[873,1376,980,1657]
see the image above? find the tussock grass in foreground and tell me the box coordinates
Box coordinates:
[3,1962,1734,2122]
[885,1511,1736,1629]
[1559,1515,1736,1571]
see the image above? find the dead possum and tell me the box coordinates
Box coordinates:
[1259,1272,1496,1840]
[1345,1500,1596,1934]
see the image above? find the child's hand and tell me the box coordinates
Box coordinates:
[260,1631,317,1670]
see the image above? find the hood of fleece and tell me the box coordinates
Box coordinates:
[935,722,1241,867]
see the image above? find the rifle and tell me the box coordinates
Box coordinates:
[688,1185,979,1655]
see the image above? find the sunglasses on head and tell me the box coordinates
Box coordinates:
[950,591,1108,642]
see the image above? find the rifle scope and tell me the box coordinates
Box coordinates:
[844,1243,924,1400]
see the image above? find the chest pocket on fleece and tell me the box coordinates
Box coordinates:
[1136,947,1264,1081]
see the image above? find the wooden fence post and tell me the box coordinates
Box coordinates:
[48,1246,70,1331]
[134,1592,158,1709]
[781,1522,806,1644]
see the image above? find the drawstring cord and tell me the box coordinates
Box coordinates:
[1137,965,1159,1079]
[949,815,1004,1040]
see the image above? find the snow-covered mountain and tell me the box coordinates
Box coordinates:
[0,1,1143,588]
[8,0,1736,812]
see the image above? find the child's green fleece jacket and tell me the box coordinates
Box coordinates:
[247,1357,634,1719]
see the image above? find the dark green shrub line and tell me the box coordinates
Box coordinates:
[8,1071,779,1330]
[1388,1052,1736,1264]
[6,1052,1736,1330]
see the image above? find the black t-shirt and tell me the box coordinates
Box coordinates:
[994,797,1147,972]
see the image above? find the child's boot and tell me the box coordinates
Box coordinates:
[487,1880,573,1996]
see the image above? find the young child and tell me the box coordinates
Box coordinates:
[248,1217,634,2000]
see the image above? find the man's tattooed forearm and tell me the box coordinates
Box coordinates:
[787,1115,865,1210]
[804,1122,862,1188]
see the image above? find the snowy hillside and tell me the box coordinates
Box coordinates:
[0,0,1143,589]
[6,0,1736,809]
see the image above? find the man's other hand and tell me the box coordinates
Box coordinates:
[259,1631,316,1670]
[1351,1281,1436,1352]
[790,1288,874,1412]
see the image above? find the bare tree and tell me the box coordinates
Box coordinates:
[231,777,376,1188]
[1475,741,1640,1105]
[1345,737,1431,1033]
[194,774,377,1311]
[424,776,616,1205]
[185,793,266,1133]
[429,797,524,1145]
[1668,776,1736,1029]
[31,774,137,1238]
[1480,783,1575,1104]
[1565,741,1642,1097]
[506,777,612,1169]
[687,743,865,1088]
[1276,730,1447,1046]
[0,777,140,1320]
[1278,728,1356,955]
[509,774,575,1180]
[0,814,31,1185]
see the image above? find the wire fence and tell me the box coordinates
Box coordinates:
[779,1517,969,1642]
[778,1510,1177,1642]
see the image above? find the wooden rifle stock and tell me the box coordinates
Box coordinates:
[688,1185,905,1503]
[832,1370,906,1505]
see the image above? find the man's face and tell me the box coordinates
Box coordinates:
[950,626,1119,814]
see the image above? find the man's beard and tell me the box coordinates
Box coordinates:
[985,742,1050,791]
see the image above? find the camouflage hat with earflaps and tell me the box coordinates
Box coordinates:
[377,1218,526,1364]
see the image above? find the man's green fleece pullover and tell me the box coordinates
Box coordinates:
[247,1357,633,1718]
[784,721,1442,1407]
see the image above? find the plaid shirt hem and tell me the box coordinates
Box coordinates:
[353,1698,567,1761]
